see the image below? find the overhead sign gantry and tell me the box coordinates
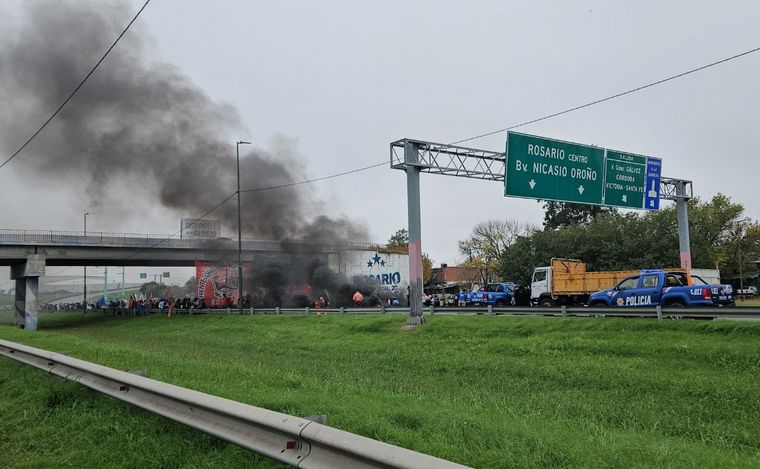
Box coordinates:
[391,134,691,324]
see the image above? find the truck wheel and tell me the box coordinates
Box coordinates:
[494,300,506,307]
[539,298,554,307]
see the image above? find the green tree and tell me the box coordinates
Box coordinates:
[459,219,530,284]
[387,229,409,247]
[422,253,434,286]
[139,281,169,298]
[501,194,748,286]
[541,200,616,230]
[182,276,197,296]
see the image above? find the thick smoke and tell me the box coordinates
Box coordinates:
[0,0,368,244]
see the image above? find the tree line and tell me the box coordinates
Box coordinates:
[454,195,758,287]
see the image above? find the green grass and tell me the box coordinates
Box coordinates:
[1,313,760,468]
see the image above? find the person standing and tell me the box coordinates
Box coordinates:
[352,290,364,307]
[167,297,175,319]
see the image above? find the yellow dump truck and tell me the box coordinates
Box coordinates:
[530,258,683,306]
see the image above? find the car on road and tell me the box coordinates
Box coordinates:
[588,270,734,308]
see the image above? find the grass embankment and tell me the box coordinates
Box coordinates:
[1,313,760,468]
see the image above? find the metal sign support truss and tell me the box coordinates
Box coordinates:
[390,138,696,322]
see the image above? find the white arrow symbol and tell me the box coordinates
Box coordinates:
[648,179,657,198]
[622,194,627,203]
[528,179,536,190]
[578,185,585,195]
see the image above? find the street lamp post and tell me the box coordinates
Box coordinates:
[83,212,90,312]
[236,140,251,315]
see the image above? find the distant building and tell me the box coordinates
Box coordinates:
[429,264,479,292]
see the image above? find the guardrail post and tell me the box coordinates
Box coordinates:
[226,307,231,315]
[561,305,567,317]
[249,307,253,315]
[656,305,662,321]
[380,304,386,314]
[340,307,344,315]
[430,305,435,315]
[305,306,309,315]
[487,304,493,315]
[276,306,280,316]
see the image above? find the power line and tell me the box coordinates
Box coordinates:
[449,45,760,145]
[119,163,389,257]
[129,41,760,251]
[239,162,387,193]
[121,191,237,261]
[46,44,760,257]
[0,0,152,170]
[233,45,760,196]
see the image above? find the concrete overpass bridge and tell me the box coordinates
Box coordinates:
[0,228,383,330]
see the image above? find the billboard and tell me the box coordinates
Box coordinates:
[181,219,221,239]
[332,250,409,293]
[196,260,252,307]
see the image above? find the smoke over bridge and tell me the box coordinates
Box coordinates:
[0,1,386,306]
[0,0,367,244]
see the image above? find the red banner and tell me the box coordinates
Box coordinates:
[196,260,252,308]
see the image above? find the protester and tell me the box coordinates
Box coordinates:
[457,291,466,307]
[352,290,364,306]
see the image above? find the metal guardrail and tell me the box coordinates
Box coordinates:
[106,305,760,320]
[0,339,470,469]
[0,228,386,251]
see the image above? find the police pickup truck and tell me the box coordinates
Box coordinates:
[588,270,734,308]
[469,282,517,307]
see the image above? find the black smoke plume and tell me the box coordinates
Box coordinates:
[0,0,368,244]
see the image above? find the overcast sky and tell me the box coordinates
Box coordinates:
[1,0,759,287]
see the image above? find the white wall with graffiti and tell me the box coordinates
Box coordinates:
[330,250,409,294]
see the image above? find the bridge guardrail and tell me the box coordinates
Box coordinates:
[0,339,470,469]
[0,228,386,251]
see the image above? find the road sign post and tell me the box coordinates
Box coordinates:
[505,132,605,204]
[505,131,662,211]
[604,150,647,209]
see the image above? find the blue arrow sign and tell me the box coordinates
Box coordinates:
[644,157,662,210]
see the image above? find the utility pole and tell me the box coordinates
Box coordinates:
[236,140,251,315]
[83,212,90,313]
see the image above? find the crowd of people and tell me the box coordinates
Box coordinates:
[29,286,514,316]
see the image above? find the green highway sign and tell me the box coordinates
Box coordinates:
[505,132,662,210]
[604,150,646,209]
[505,132,605,204]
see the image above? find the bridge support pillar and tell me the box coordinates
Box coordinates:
[10,254,46,331]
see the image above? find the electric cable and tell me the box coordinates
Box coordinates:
[0,0,152,169]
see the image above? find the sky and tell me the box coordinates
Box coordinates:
[1,0,759,288]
